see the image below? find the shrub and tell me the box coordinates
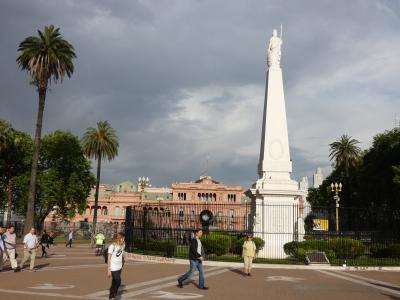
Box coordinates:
[133,238,177,256]
[328,238,365,259]
[201,233,233,256]
[284,238,366,260]
[370,244,400,258]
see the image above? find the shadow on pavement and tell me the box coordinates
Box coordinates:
[229,268,247,277]
[381,294,400,300]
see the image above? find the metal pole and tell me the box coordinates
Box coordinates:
[335,196,339,234]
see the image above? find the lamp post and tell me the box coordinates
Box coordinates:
[138,177,151,203]
[245,198,248,232]
[330,182,342,234]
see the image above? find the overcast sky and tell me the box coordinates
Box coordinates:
[1,0,399,188]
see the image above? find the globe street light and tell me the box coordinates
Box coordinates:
[331,182,342,234]
[138,176,151,203]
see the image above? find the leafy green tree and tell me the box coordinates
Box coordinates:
[17,25,76,233]
[81,121,119,233]
[356,128,400,210]
[329,134,361,177]
[0,126,33,224]
[34,131,95,227]
[0,120,12,152]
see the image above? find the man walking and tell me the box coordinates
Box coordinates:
[1,226,20,272]
[20,228,39,271]
[178,229,208,290]
[66,230,73,248]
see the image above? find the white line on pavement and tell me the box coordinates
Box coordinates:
[0,288,104,300]
[120,268,231,299]
[316,270,400,297]
[86,266,221,297]
[333,270,400,290]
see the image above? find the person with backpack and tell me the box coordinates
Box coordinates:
[107,232,125,300]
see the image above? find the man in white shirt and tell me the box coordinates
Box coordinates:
[66,230,73,248]
[1,226,20,272]
[20,228,39,271]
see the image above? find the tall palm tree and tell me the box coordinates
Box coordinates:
[81,121,119,233]
[329,134,361,177]
[17,25,76,233]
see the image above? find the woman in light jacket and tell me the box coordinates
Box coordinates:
[242,234,257,276]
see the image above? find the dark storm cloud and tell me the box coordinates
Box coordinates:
[0,0,399,188]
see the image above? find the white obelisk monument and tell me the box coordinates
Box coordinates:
[249,29,303,258]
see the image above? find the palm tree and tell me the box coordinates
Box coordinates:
[81,121,119,233]
[17,25,76,233]
[329,134,361,177]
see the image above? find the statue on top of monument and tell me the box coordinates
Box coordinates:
[267,28,282,69]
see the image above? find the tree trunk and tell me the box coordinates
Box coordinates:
[5,175,13,226]
[24,83,47,234]
[92,153,102,234]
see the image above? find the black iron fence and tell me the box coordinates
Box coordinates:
[124,203,400,266]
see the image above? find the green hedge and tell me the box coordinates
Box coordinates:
[370,244,400,258]
[201,233,233,256]
[284,238,365,261]
[134,238,177,256]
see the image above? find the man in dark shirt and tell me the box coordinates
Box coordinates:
[177,229,208,290]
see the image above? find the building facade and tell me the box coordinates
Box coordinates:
[46,176,250,231]
[313,168,324,188]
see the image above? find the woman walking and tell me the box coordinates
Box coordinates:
[107,232,125,300]
[242,234,257,276]
[40,230,50,257]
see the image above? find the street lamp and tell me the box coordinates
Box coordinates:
[330,182,342,234]
[138,177,151,203]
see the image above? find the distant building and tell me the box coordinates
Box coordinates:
[313,168,323,188]
[45,176,249,231]
[299,176,309,194]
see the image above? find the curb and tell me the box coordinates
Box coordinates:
[126,253,400,272]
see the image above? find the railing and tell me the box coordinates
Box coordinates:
[124,204,400,266]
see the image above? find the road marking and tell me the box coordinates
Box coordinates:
[316,270,400,297]
[265,276,304,283]
[86,266,221,297]
[120,268,230,299]
[334,271,400,290]
[28,283,75,290]
[150,290,203,299]
[0,288,103,300]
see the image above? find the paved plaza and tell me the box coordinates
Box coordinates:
[0,245,400,299]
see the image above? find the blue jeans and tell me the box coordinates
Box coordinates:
[179,259,205,288]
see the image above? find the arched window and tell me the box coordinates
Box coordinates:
[102,206,108,216]
[198,193,201,201]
